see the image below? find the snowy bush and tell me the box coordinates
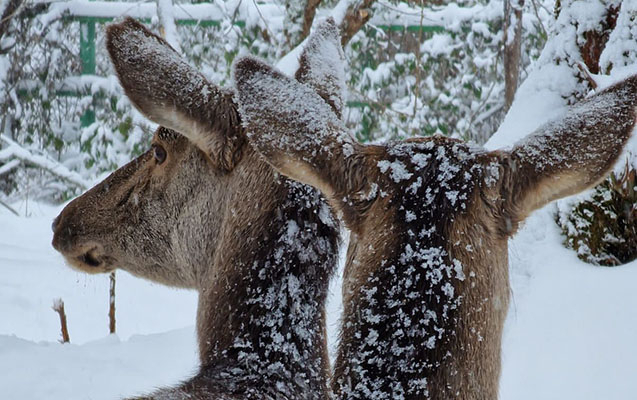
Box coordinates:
[551,1,637,266]
[344,0,551,144]
[557,160,637,266]
[0,6,152,203]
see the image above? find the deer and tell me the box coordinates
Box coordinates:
[51,17,347,399]
[233,51,637,398]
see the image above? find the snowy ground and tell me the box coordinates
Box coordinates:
[1,200,636,399]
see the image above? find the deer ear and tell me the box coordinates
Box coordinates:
[234,56,364,205]
[295,18,346,118]
[503,75,637,222]
[106,17,242,171]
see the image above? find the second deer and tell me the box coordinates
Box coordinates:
[234,52,637,398]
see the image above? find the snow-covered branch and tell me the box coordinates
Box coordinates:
[0,134,90,190]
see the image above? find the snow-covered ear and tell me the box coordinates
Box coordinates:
[106,17,243,171]
[504,75,637,222]
[234,56,369,220]
[295,18,346,119]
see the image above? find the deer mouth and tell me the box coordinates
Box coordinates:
[63,245,115,274]
[79,248,102,268]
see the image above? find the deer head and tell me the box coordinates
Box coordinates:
[52,17,345,399]
[234,56,637,399]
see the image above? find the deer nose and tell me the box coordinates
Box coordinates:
[51,215,61,233]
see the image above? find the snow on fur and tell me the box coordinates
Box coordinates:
[296,18,347,117]
[234,56,351,160]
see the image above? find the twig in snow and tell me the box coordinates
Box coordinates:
[52,298,70,343]
[109,272,116,334]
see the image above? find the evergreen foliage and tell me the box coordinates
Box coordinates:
[557,160,637,266]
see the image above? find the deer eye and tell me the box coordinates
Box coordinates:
[152,144,167,164]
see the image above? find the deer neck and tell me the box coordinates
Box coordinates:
[334,138,496,399]
[195,155,340,397]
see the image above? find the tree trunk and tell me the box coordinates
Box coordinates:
[301,0,323,43]
[340,0,377,46]
[578,3,619,74]
[503,0,524,112]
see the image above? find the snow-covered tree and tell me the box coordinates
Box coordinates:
[487,0,637,266]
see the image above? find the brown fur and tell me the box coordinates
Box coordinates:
[233,53,637,399]
[52,18,344,399]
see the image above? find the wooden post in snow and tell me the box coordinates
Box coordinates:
[109,271,116,334]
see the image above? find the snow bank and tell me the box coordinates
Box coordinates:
[0,329,198,400]
[501,208,637,400]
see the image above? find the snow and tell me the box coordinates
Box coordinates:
[377,159,413,182]
[600,3,637,74]
[46,1,228,21]
[370,1,501,31]
[500,208,637,400]
[276,40,305,76]
[422,33,456,57]
[0,330,198,399]
[0,202,199,398]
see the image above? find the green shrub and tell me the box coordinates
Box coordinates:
[557,160,637,266]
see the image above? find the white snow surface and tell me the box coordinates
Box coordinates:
[0,202,199,398]
[2,197,637,399]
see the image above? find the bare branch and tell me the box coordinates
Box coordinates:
[109,272,116,334]
[578,4,619,75]
[576,62,598,90]
[0,0,23,42]
[503,0,524,112]
[0,197,19,216]
[301,0,323,42]
[339,0,377,46]
[0,134,89,190]
[52,298,70,343]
